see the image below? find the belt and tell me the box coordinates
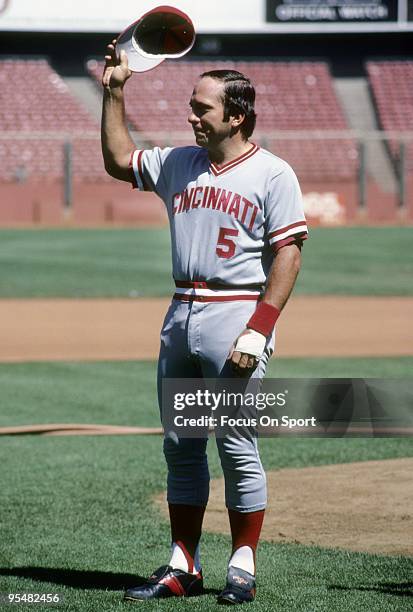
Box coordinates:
[173,280,263,303]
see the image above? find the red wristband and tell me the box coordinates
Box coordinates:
[246,302,280,337]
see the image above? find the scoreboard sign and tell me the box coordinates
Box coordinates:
[266,0,398,23]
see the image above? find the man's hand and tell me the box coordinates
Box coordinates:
[102,39,132,90]
[229,329,266,377]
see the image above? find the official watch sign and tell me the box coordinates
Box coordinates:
[266,0,398,22]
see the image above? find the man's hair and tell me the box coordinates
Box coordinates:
[200,69,256,139]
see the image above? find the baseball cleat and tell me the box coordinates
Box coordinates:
[217,566,256,605]
[124,565,203,601]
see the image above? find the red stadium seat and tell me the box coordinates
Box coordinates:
[0,58,112,183]
[367,61,413,172]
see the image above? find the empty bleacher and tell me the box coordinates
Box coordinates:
[0,58,108,182]
[87,58,358,182]
[366,60,413,172]
[0,57,360,185]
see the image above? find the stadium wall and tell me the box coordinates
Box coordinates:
[0,177,411,227]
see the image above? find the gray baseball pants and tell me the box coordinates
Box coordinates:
[157,298,274,512]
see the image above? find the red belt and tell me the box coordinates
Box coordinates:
[174,280,264,290]
[173,280,263,303]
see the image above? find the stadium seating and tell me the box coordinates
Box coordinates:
[0,58,108,182]
[88,58,358,181]
[366,61,413,172]
[1,57,358,184]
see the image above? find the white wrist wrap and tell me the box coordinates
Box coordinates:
[234,329,266,358]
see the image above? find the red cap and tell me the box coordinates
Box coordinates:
[116,5,196,73]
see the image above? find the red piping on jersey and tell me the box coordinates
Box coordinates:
[268,220,307,239]
[272,234,308,252]
[137,150,147,189]
[173,293,259,302]
[128,150,138,189]
[210,144,259,176]
[129,149,147,190]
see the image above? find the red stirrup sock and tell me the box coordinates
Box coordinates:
[168,503,206,573]
[227,509,265,575]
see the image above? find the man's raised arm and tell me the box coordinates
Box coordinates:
[101,39,136,182]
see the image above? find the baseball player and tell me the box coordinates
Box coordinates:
[102,42,307,605]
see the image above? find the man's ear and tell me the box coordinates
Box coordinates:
[231,113,245,129]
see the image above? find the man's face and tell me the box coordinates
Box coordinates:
[188,77,232,148]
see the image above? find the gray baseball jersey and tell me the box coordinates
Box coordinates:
[131,142,308,512]
[131,143,308,288]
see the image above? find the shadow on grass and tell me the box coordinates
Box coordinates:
[0,567,219,596]
[329,582,413,598]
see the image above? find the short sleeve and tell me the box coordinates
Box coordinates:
[130,146,174,200]
[265,164,308,253]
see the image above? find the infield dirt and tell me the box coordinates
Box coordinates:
[155,458,413,557]
[1,296,412,361]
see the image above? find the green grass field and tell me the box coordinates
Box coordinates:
[1,357,413,428]
[0,422,412,612]
[1,227,412,611]
[0,359,412,611]
[0,226,412,296]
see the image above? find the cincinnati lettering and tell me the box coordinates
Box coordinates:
[172,186,259,231]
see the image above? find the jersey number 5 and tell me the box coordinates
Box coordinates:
[216,227,239,259]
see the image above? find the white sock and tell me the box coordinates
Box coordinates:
[169,541,201,574]
[229,545,255,576]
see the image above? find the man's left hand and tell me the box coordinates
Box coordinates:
[229,329,266,377]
